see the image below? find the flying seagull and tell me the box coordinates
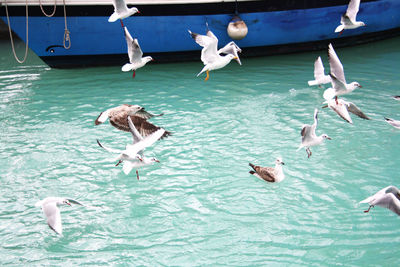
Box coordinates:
[298,109,331,158]
[97,118,165,179]
[122,27,153,78]
[249,157,285,183]
[360,186,400,216]
[323,98,370,124]
[384,117,400,129]
[108,0,139,26]
[188,28,240,81]
[95,104,171,139]
[35,197,84,235]
[308,56,331,87]
[323,44,362,102]
[335,0,366,34]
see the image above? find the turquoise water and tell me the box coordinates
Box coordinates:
[1,37,400,266]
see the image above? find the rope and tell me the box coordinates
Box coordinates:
[39,0,57,17]
[62,0,71,49]
[4,0,29,64]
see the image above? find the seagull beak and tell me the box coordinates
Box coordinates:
[67,202,71,206]
[321,104,328,109]
[327,137,332,140]
[281,162,285,165]
[358,85,363,88]
[155,159,160,163]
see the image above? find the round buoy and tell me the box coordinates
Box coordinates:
[227,16,248,40]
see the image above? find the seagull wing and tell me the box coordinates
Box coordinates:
[113,0,128,13]
[313,56,326,79]
[257,167,276,182]
[330,73,347,92]
[218,41,242,65]
[97,139,124,154]
[346,101,370,120]
[328,99,353,123]
[42,202,63,235]
[346,0,360,22]
[372,193,400,215]
[328,43,346,84]
[134,109,164,120]
[124,27,142,64]
[301,124,314,144]
[126,128,166,156]
[128,116,144,144]
[188,30,219,65]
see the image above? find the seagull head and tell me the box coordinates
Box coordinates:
[128,105,144,115]
[349,82,362,91]
[61,199,71,206]
[322,134,332,140]
[150,157,160,163]
[275,157,285,165]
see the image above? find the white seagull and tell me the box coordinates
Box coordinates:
[335,0,366,34]
[122,27,153,78]
[97,116,165,179]
[108,0,139,24]
[249,157,285,183]
[308,56,331,87]
[323,44,362,102]
[188,29,240,81]
[298,109,331,158]
[35,197,84,235]
[384,117,400,129]
[323,98,370,124]
[360,186,400,215]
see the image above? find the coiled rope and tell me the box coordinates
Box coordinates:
[4,0,29,64]
[39,0,70,49]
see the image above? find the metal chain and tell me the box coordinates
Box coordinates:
[4,0,29,64]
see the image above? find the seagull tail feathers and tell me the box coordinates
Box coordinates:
[122,63,134,72]
[108,12,119,23]
[95,110,110,125]
[308,80,318,86]
[334,24,345,33]
[323,88,336,101]
[123,161,135,175]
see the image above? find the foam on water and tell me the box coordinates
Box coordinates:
[0,38,400,265]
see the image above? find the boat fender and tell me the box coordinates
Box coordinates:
[227,16,248,40]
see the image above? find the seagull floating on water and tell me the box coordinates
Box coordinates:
[35,197,84,235]
[95,104,171,139]
[122,27,153,78]
[298,109,331,158]
[334,0,366,34]
[249,157,285,183]
[323,44,362,102]
[108,0,139,25]
[97,116,165,179]
[323,98,370,124]
[188,28,241,81]
[308,56,331,87]
[360,186,400,216]
[384,117,400,129]
[392,95,400,101]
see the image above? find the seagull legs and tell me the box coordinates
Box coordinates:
[132,70,136,78]
[306,148,312,158]
[204,70,210,81]
[115,160,123,166]
[335,96,339,105]
[136,170,140,180]
[120,19,124,28]
[364,205,374,213]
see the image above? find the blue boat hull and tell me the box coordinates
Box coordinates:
[1,0,400,68]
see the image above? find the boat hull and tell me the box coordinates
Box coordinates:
[1,0,400,68]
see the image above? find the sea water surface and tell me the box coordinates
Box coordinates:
[0,37,400,266]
